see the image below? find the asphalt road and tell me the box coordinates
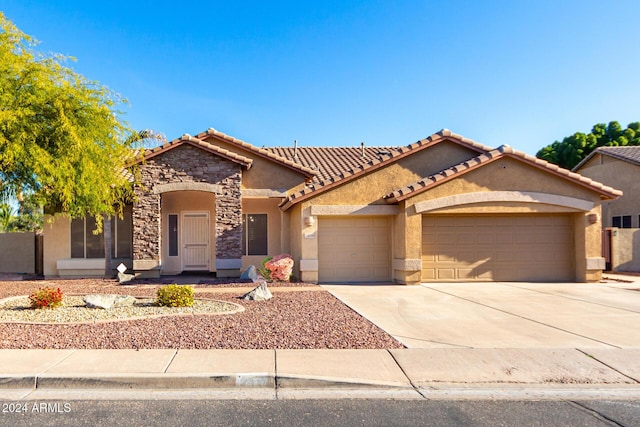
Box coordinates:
[1,399,639,427]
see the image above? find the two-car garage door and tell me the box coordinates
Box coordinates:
[317,214,575,283]
[422,214,574,282]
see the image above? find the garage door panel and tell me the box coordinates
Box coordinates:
[436,253,455,262]
[495,251,514,262]
[476,232,495,244]
[422,214,574,282]
[438,269,456,280]
[495,233,513,244]
[456,251,477,262]
[319,217,391,283]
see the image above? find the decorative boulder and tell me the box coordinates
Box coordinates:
[241,282,272,301]
[84,294,137,309]
[264,254,294,282]
[117,271,135,284]
[240,265,261,281]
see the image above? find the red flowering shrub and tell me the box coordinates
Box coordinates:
[264,254,294,282]
[29,287,63,309]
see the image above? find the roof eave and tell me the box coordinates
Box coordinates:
[386,148,623,203]
[197,128,317,178]
[279,130,493,210]
[131,137,254,169]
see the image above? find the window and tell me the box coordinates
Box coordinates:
[612,215,632,229]
[168,214,178,257]
[71,216,104,258]
[242,214,267,256]
[70,208,133,258]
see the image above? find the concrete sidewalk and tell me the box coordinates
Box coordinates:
[2,348,640,400]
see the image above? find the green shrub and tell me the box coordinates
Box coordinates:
[258,256,273,281]
[29,287,63,309]
[155,284,194,307]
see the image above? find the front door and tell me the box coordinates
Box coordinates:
[182,211,210,271]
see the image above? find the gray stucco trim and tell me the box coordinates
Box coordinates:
[242,189,287,197]
[393,258,422,272]
[310,205,400,216]
[153,182,222,194]
[413,191,595,213]
[216,258,243,269]
[299,259,319,271]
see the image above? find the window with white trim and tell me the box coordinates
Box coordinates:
[242,214,268,256]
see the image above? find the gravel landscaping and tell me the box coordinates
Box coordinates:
[0,296,242,324]
[0,279,405,350]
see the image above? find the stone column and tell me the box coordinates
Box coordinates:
[214,171,243,277]
[132,190,161,277]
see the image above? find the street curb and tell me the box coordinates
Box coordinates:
[276,375,411,389]
[19,374,409,390]
[0,375,36,389]
[35,374,275,389]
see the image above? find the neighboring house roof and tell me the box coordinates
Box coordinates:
[384,145,623,203]
[279,129,493,210]
[573,146,640,171]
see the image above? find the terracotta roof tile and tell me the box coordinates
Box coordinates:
[194,128,317,178]
[278,129,491,210]
[384,145,622,203]
[265,146,400,183]
[136,134,254,168]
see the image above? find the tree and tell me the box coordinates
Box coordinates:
[537,121,640,169]
[0,203,15,232]
[0,14,164,276]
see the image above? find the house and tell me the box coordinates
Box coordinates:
[574,146,640,271]
[573,146,640,229]
[43,128,621,283]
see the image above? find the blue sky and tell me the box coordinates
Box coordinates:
[3,1,640,155]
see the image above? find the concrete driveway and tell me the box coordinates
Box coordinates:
[322,278,640,349]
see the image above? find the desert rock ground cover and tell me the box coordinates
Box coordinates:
[0,279,404,350]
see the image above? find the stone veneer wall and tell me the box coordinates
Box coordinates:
[133,144,243,267]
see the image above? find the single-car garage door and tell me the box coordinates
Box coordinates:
[318,217,391,282]
[422,214,574,282]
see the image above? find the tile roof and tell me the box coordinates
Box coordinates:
[384,145,623,203]
[194,128,318,178]
[573,145,640,171]
[278,129,492,210]
[136,134,254,168]
[265,146,400,183]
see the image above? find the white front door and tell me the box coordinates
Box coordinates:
[182,211,210,271]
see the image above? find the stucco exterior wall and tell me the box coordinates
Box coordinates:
[43,215,71,277]
[200,136,308,191]
[308,141,480,206]
[577,155,639,228]
[608,228,640,272]
[0,232,36,274]
[287,204,302,278]
[392,203,422,284]
[420,158,599,203]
